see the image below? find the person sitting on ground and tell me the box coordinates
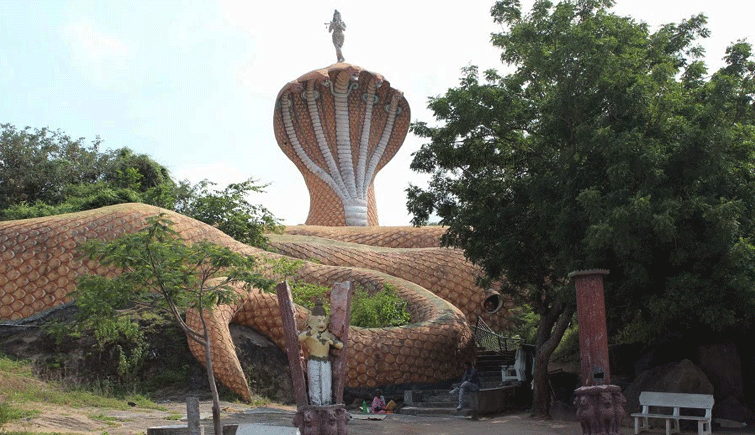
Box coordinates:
[371,389,387,413]
[450,361,482,410]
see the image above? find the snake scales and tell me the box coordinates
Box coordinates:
[0,203,514,401]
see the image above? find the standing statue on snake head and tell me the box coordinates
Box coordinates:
[326,9,346,62]
[298,300,344,406]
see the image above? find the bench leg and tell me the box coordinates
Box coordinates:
[699,420,711,435]
[666,419,672,435]
[671,419,680,435]
[635,416,649,434]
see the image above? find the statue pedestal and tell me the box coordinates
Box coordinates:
[293,405,349,435]
[573,385,626,435]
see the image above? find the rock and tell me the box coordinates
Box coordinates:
[715,419,747,429]
[623,359,713,414]
[654,359,714,395]
[713,395,752,423]
[696,342,744,402]
[632,332,685,375]
[623,363,674,414]
[230,324,295,404]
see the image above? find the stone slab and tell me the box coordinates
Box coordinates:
[235,423,300,435]
[147,425,205,435]
[350,413,386,420]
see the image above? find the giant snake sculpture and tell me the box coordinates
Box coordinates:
[0,63,515,402]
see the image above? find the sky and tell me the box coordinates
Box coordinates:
[1,0,754,226]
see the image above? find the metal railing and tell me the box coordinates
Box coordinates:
[472,317,522,353]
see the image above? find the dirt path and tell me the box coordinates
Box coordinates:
[12,399,752,435]
[3,399,587,435]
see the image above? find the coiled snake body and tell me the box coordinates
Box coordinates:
[0,203,513,401]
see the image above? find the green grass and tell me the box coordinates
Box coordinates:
[1,432,89,435]
[0,400,39,425]
[0,353,162,429]
[87,413,125,426]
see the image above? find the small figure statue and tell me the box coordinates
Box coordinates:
[326,9,346,62]
[299,300,344,406]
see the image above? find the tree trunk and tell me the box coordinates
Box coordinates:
[204,340,223,435]
[531,301,576,418]
[199,319,223,435]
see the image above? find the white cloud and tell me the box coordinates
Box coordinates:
[62,18,131,87]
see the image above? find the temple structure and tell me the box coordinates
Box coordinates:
[273,17,410,226]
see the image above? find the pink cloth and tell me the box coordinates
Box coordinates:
[371,396,386,413]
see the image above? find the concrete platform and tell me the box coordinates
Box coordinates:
[235,423,300,435]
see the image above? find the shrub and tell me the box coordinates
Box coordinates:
[288,283,411,328]
[350,285,411,328]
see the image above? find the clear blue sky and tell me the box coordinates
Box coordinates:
[1,0,753,225]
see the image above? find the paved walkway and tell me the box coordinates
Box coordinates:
[236,408,585,435]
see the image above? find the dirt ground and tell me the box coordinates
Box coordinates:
[6,398,755,435]
[3,398,585,435]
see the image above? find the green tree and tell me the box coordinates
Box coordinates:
[408,0,755,417]
[175,178,282,248]
[0,124,103,210]
[0,124,178,218]
[77,214,277,435]
[0,125,279,250]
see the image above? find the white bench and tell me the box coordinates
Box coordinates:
[632,391,714,435]
[501,347,526,382]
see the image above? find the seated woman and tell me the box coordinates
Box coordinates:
[371,389,386,414]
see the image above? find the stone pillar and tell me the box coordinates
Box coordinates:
[186,396,201,435]
[569,269,611,386]
[568,269,625,435]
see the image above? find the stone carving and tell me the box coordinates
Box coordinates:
[574,385,626,435]
[298,299,344,406]
[326,10,346,63]
[0,204,516,402]
[273,63,410,226]
[293,405,349,435]
[280,281,351,434]
[570,270,626,435]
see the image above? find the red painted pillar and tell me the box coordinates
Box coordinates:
[569,270,626,435]
[568,269,610,386]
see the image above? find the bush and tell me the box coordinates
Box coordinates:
[350,285,411,328]
[289,282,331,314]
[288,283,412,328]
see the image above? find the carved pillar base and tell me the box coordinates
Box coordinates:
[293,405,349,435]
[573,385,626,435]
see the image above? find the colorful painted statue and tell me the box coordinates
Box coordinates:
[298,300,344,406]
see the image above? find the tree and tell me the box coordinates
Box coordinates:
[175,178,282,248]
[0,124,103,210]
[0,125,280,250]
[77,214,276,435]
[0,124,178,218]
[408,0,755,417]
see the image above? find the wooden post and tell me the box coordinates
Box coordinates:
[276,281,308,407]
[329,281,353,405]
